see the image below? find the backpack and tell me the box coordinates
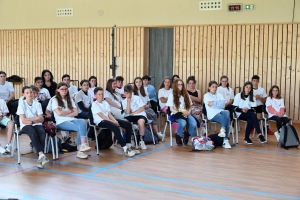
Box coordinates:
[61,138,77,152]
[143,126,159,144]
[97,129,113,149]
[191,136,214,151]
[279,124,300,149]
[208,133,224,147]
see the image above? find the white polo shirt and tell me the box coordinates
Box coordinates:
[158,88,173,109]
[75,90,92,113]
[0,81,14,101]
[51,97,77,125]
[265,97,286,118]
[253,86,267,106]
[233,93,257,117]
[122,95,146,117]
[16,99,43,129]
[91,100,111,125]
[217,86,234,104]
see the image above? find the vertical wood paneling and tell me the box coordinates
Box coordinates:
[174,24,300,121]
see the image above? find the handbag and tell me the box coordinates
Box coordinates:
[42,117,56,137]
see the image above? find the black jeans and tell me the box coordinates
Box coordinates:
[22,125,46,153]
[225,104,234,122]
[269,116,290,131]
[7,100,18,115]
[98,119,132,147]
[238,111,261,139]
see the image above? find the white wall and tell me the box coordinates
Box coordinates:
[0,0,299,29]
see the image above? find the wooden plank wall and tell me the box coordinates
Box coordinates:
[0,27,145,99]
[174,24,300,121]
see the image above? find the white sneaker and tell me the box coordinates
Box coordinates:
[218,128,226,137]
[222,140,232,149]
[79,143,91,152]
[0,145,6,154]
[124,148,136,157]
[130,147,140,154]
[37,155,49,168]
[77,151,89,159]
[139,141,147,150]
[5,144,11,153]
[274,131,280,142]
[157,132,163,139]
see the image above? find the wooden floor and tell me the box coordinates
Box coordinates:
[0,122,300,200]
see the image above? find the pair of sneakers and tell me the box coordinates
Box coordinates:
[124,146,141,157]
[244,134,267,144]
[77,143,92,159]
[37,154,49,169]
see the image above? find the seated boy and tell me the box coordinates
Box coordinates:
[91,87,137,156]
[122,84,148,150]
[0,98,14,154]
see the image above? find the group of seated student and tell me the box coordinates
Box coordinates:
[0,69,290,168]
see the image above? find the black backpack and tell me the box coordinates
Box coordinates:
[143,126,159,144]
[279,124,300,149]
[208,133,223,147]
[97,129,113,149]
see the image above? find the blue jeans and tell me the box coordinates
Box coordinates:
[211,110,230,139]
[57,119,87,145]
[175,115,197,137]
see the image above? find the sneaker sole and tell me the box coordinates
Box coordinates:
[259,140,267,144]
[80,147,92,152]
[244,141,253,145]
[77,155,88,159]
[42,160,49,166]
[218,133,226,137]
[222,145,232,149]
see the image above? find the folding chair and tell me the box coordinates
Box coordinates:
[262,106,292,142]
[202,104,235,145]
[130,119,156,149]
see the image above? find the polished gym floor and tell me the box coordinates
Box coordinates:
[0,122,300,200]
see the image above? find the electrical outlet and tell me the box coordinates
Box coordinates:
[57,8,73,17]
[199,0,222,11]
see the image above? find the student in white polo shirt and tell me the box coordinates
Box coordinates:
[75,79,93,119]
[251,75,273,135]
[16,86,49,168]
[0,71,18,117]
[233,81,267,144]
[158,76,173,113]
[122,84,148,150]
[91,87,136,157]
[266,85,290,141]
[62,74,78,99]
[104,78,124,119]
[51,82,91,159]
[204,81,231,149]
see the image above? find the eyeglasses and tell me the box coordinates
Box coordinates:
[178,84,183,86]
[60,88,68,91]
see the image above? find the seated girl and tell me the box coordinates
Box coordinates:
[104,78,123,119]
[51,82,91,159]
[122,84,148,150]
[16,86,49,168]
[133,77,163,139]
[203,81,231,149]
[266,85,290,141]
[91,87,137,157]
[166,79,196,146]
[158,76,173,113]
[232,81,267,144]
[75,79,93,119]
[217,75,234,123]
